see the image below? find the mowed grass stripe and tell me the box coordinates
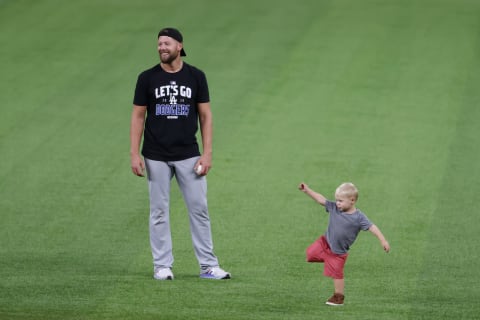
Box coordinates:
[411,23,480,317]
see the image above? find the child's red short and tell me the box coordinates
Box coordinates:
[306,235,348,279]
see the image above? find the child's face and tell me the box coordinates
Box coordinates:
[335,194,356,212]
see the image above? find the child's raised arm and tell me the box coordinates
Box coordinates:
[298,183,327,206]
[368,224,390,253]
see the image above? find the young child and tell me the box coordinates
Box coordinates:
[298,182,390,306]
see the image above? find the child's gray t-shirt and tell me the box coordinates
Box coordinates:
[325,200,373,255]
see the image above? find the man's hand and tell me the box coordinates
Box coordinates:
[195,154,212,176]
[131,154,145,177]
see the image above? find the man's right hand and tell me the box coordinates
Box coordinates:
[131,154,145,177]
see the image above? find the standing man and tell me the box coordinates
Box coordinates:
[130,27,230,280]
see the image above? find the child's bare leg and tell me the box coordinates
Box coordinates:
[333,278,344,295]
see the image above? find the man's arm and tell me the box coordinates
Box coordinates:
[196,102,212,175]
[130,105,147,177]
[298,183,327,206]
[369,224,390,252]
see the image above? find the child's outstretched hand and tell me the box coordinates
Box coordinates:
[298,183,307,191]
[298,182,327,205]
[382,240,391,253]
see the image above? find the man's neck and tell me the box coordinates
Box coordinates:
[161,60,183,73]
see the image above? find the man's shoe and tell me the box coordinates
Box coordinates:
[153,268,174,280]
[326,293,344,306]
[200,266,231,279]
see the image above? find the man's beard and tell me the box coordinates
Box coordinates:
[160,51,179,64]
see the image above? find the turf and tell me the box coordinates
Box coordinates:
[1,0,479,319]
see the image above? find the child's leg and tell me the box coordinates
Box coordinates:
[333,278,345,295]
[306,236,327,262]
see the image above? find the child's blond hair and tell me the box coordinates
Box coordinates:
[335,182,359,201]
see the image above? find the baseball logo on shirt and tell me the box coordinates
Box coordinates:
[154,81,192,119]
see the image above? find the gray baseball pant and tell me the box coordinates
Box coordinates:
[144,156,219,272]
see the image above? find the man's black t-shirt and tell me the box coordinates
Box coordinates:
[133,63,210,161]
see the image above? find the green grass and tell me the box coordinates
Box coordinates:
[1,0,480,319]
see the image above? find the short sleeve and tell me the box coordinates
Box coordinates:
[133,72,148,106]
[195,70,210,103]
[359,213,373,231]
[325,200,336,213]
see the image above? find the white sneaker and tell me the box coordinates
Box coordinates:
[153,268,174,280]
[200,266,231,279]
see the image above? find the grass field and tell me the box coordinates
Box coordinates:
[1,0,480,319]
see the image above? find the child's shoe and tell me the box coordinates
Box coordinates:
[326,293,344,306]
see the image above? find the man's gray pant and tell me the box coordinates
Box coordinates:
[145,156,219,271]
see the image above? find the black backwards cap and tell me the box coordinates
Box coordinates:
[158,27,186,56]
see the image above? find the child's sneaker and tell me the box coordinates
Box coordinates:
[153,268,174,280]
[199,266,231,279]
[326,293,344,306]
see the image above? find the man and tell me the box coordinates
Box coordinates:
[130,27,230,280]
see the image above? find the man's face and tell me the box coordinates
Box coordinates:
[157,36,181,63]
